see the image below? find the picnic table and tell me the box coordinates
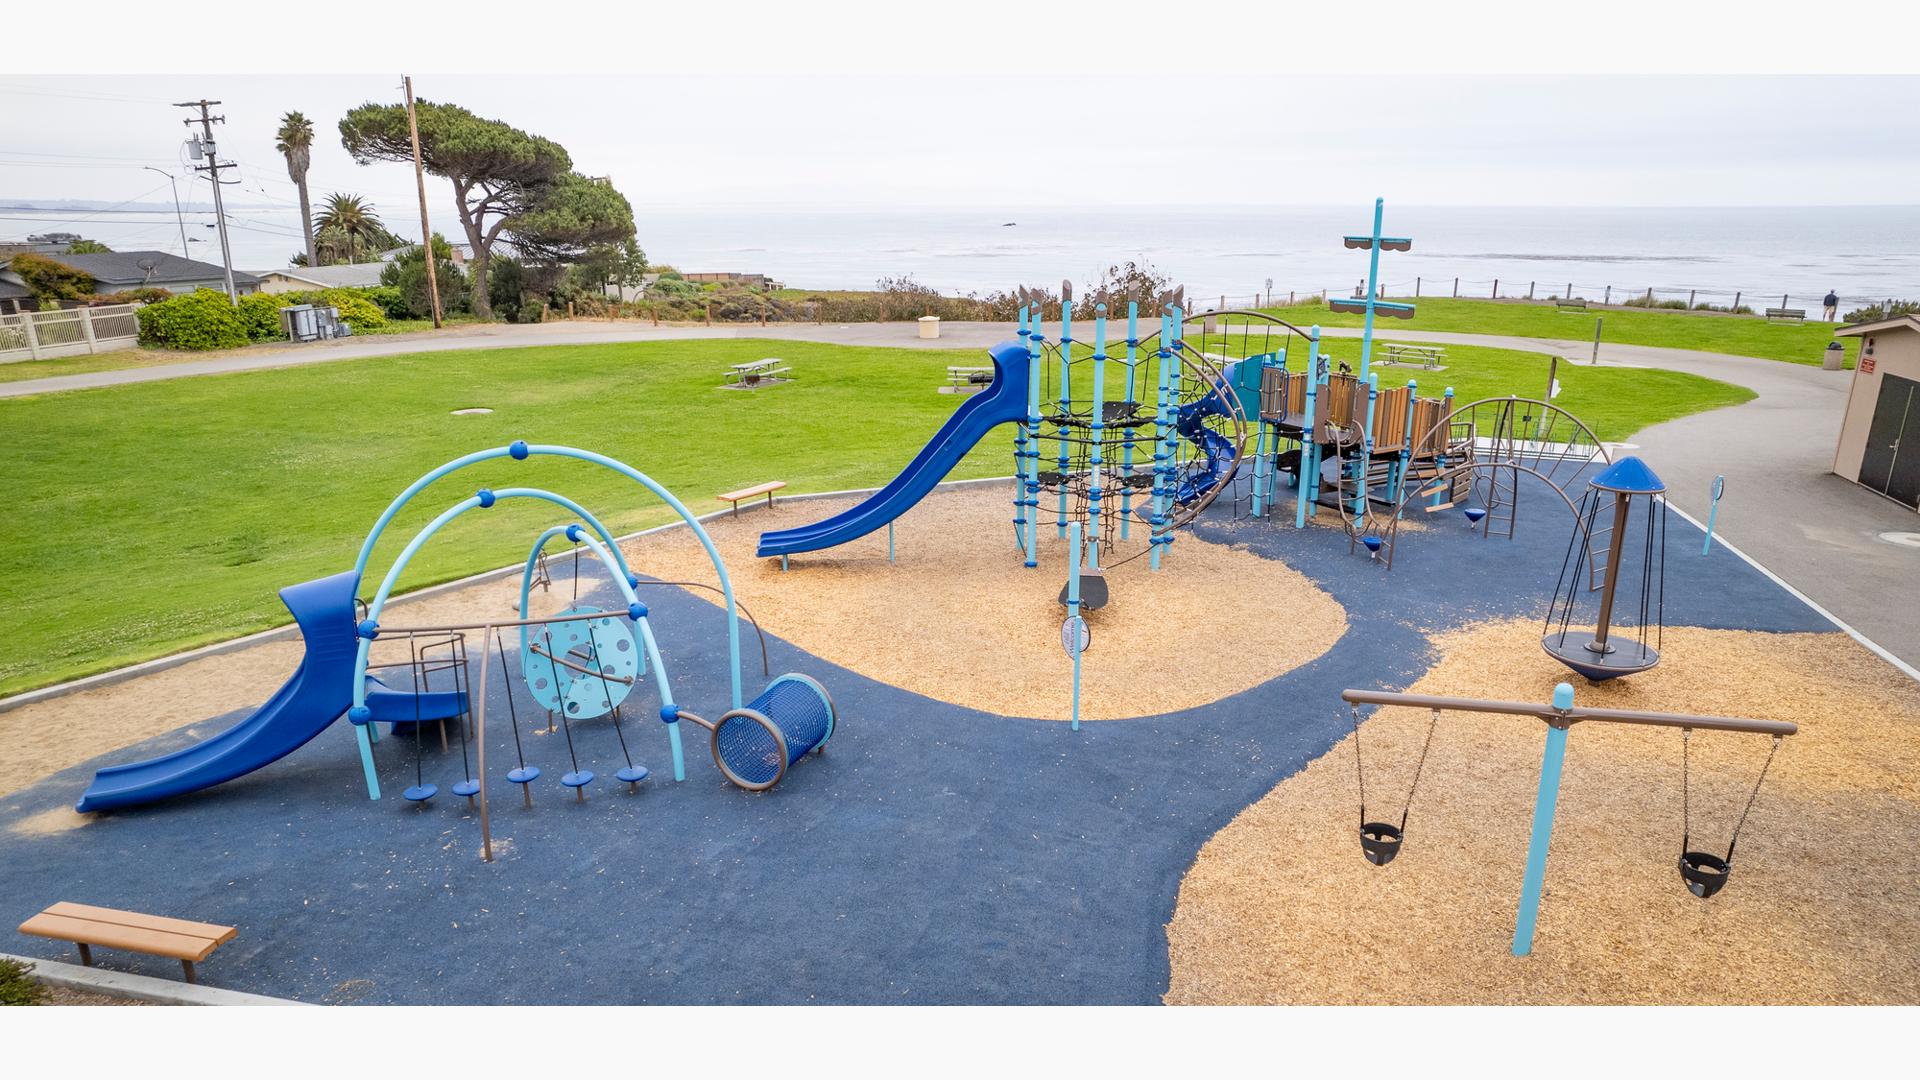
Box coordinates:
[723,358,792,388]
[1379,343,1446,371]
[941,366,994,394]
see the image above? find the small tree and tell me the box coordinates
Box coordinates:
[379,233,469,319]
[8,253,95,303]
[65,239,112,254]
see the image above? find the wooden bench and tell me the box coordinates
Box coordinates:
[1555,298,1588,311]
[1765,307,1807,323]
[19,902,236,984]
[717,480,786,515]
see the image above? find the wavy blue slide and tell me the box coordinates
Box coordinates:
[77,571,369,813]
[756,339,1033,558]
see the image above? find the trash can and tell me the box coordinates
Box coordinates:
[1824,342,1845,371]
[918,315,940,340]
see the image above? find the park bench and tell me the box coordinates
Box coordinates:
[1555,298,1588,311]
[1765,307,1807,323]
[18,901,236,984]
[717,480,787,515]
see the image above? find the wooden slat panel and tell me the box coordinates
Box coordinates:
[44,901,235,943]
[19,913,227,961]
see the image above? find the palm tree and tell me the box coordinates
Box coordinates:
[275,112,317,268]
[314,193,385,265]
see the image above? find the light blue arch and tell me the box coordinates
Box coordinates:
[351,442,742,707]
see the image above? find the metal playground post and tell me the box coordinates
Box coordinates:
[1703,474,1725,555]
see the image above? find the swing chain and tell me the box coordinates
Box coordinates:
[1350,703,1367,825]
[1682,727,1784,865]
[1399,708,1441,831]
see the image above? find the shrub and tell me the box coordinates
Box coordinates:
[490,257,528,323]
[136,288,251,350]
[362,285,410,320]
[9,253,95,302]
[89,287,172,306]
[1844,299,1920,324]
[0,957,47,1006]
[378,234,467,319]
[235,292,288,341]
[317,288,385,330]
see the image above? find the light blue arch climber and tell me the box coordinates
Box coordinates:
[348,442,746,798]
[518,522,647,685]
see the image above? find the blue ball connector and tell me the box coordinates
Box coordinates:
[476,488,496,508]
[509,440,529,460]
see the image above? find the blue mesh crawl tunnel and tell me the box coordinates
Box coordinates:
[708,674,836,791]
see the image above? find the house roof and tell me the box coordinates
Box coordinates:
[256,263,387,289]
[9,251,260,287]
[1834,315,1920,338]
[0,278,31,300]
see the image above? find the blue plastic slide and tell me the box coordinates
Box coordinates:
[756,339,1034,558]
[76,571,368,813]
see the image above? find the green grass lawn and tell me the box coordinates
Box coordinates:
[1255,297,1856,367]
[0,336,1750,695]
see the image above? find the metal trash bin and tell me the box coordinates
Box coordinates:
[1823,342,1845,371]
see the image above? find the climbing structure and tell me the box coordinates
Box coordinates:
[1015,302,1249,574]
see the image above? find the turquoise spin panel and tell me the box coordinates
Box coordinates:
[522,606,641,719]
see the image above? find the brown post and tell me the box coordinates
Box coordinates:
[1452,277,1458,299]
[567,301,575,319]
[1604,285,1611,305]
[182,960,197,984]
[475,624,494,862]
[651,305,659,327]
[1688,289,1695,308]
[1492,278,1499,298]
[1732,290,1740,311]
[1415,277,1420,297]
[705,301,712,327]
[1588,490,1632,654]
[1528,281,1535,300]
[77,943,93,966]
[403,76,443,329]
[1781,292,1789,309]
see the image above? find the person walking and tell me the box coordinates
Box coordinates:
[1823,289,1839,321]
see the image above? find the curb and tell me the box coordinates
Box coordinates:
[0,474,1016,714]
[2,951,309,1006]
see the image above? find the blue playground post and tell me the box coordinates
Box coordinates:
[1391,378,1418,501]
[888,520,895,562]
[1512,681,1576,957]
[1163,306,1185,563]
[1151,313,1173,570]
[1360,197,1385,380]
[1121,302,1139,541]
[1057,301,1073,540]
[1088,305,1108,563]
[1296,326,1324,529]
[1014,306,1032,562]
[1703,474,1725,555]
[1067,521,1085,731]
[1023,309,1044,567]
[1356,372,1379,517]
[1251,400,1270,518]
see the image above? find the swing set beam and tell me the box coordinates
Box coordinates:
[1339,684,1794,958]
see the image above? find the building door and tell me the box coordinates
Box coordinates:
[1858,373,1918,508]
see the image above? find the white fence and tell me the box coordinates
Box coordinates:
[0,304,140,363]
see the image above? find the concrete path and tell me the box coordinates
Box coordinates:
[5,318,1914,672]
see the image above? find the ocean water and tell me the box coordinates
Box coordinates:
[633,205,1920,310]
[12,203,1915,310]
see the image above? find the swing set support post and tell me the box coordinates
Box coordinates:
[1512,682,1575,957]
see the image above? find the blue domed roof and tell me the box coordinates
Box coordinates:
[1589,455,1665,494]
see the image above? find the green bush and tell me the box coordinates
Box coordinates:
[236,292,288,341]
[136,288,251,350]
[317,288,385,330]
[0,957,46,1006]
[9,253,95,302]
[362,285,410,320]
[379,235,468,319]
[1844,299,1919,324]
[90,287,172,306]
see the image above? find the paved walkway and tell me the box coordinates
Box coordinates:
[5,319,1914,672]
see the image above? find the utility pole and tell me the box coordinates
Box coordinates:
[175,100,238,302]
[402,76,443,328]
[141,166,190,258]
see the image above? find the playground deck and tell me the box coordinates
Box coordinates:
[0,479,1912,1004]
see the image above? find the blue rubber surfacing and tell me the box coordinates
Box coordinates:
[0,476,1832,1004]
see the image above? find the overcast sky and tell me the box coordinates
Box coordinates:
[2,75,1916,227]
